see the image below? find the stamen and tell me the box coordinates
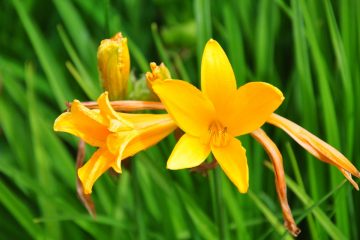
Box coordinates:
[207,121,229,147]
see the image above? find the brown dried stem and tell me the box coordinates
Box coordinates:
[76,139,96,217]
[66,100,165,112]
[251,128,301,237]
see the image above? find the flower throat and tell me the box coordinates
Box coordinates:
[207,121,230,147]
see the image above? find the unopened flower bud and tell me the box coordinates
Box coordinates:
[97,33,130,100]
[146,62,171,90]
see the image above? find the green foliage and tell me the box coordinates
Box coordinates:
[0,0,359,239]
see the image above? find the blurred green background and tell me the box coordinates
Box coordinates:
[1,0,360,239]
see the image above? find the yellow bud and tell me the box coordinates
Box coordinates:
[97,33,130,100]
[146,62,171,93]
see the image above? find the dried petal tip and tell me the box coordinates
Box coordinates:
[97,32,130,100]
[340,169,359,190]
[285,221,301,237]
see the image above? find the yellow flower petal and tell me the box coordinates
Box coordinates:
[106,131,138,171]
[106,114,177,170]
[53,101,109,146]
[78,148,116,194]
[212,137,249,193]
[224,82,284,136]
[97,92,133,131]
[201,39,237,115]
[167,134,211,169]
[153,80,216,137]
[117,113,174,129]
[123,116,178,158]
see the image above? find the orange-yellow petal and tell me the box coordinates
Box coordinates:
[167,134,211,169]
[106,131,138,171]
[106,114,177,170]
[117,113,174,129]
[212,137,249,193]
[54,100,109,146]
[201,39,237,115]
[267,113,360,183]
[224,82,284,136]
[78,148,116,194]
[123,116,178,158]
[97,92,133,131]
[153,80,216,137]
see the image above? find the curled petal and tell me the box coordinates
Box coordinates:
[106,132,138,172]
[251,128,300,236]
[224,82,284,136]
[153,80,216,137]
[124,114,177,158]
[107,114,177,170]
[97,92,134,131]
[212,137,249,193]
[267,113,360,189]
[78,148,116,194]
[54,100,109,147]
[167,134,210,169]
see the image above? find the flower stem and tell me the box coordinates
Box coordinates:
[212,157,228,240]
[132,159,146,240]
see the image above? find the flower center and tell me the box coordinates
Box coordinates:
[207,121,230,147]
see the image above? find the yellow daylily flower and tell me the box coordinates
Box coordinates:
[54,92,177,194]
[153,39,284,193]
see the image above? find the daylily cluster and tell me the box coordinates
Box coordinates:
[54,33,359,237]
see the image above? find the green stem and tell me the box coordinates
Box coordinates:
[132,159,146,240]
[104,0,111,35]
[213,160,228,240]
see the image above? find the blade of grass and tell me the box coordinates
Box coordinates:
[194,0,212,79]
[57,25,100,99]
[301,1,349,237]
[176,185,218,240]
[11,0,72,108]
[248,191,293,240]
[26,63,61,238]
[323,0,354,156]
[221,177,251,240]
[291,0,325,237]
[213,167,229,240]
[266,156,347,239]
[151,23,176,76]
[223,2,247,84]
[255,0,279,84]
[52,0,97,72]
[0,181,43,239]
[132,159,147,240]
